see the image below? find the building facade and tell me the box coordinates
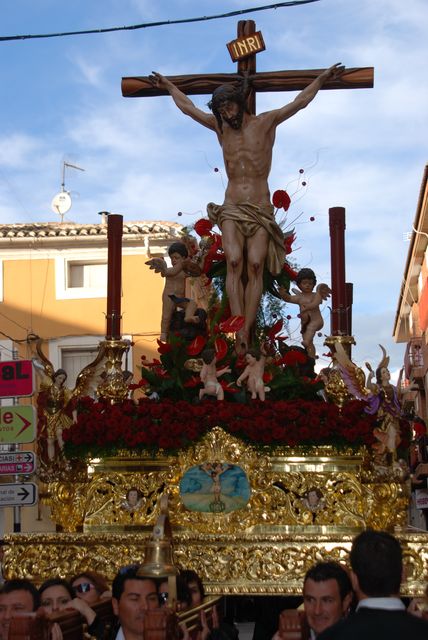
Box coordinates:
[0,217,180,533]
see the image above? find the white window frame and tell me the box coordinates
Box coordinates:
[48,335,133,381]
[55,251,108,300]
[0,260,3,302]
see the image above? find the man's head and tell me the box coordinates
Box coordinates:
[350,529,402,598]
[208,83,249,132]
[112,566,158,638]
[0,579,39,636]
[303,561,353,636]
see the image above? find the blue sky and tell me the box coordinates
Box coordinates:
[0,0,427,376]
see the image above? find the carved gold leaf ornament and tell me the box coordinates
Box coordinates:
[15,410,419,595]
[4,532,428,596]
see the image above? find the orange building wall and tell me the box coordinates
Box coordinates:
[1,254,164,371]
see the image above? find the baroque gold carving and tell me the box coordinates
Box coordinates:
[41,428,411,534]
[3,532,428,596]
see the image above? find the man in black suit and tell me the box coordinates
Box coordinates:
[318,530,428,639]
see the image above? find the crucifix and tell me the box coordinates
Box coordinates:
[122,20,373,353]
[122,20,373,108]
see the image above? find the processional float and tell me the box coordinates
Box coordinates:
[3,21,427,598]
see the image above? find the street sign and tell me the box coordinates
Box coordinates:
[0,482,37,506]
[0,360,34,398]
[0,451,36,475]
[0,406,36,444]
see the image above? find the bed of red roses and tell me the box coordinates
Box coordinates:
[63,395,384,460]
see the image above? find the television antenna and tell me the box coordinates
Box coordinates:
[51,161,85,222]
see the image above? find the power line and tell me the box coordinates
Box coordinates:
[0,1,320,42]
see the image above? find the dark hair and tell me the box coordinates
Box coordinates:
[38,578,74,600]
[304,561,352,602]
[53,368,67,381]
[1,579,40,610]
[296,268,316,287]
[70,570,110,596]
[168,242,188,259]
[112,566,156,601]
[350,530,402,597]
[180,570,205,600]
[246,348,261,361]
[208,82,249,132]
[375,365,389,385]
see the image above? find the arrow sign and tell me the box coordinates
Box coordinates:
[0,482,37,506]
[0,406,36,444]
[0,451,36,475]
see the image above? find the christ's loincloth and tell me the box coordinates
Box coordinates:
[207,202,285,275]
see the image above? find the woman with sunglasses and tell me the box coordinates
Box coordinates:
[39,578,105,640]
[70,571,111,606]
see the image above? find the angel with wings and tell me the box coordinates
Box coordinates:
[335,343,402,461]
[33,340,106,465]
[279,268,331,360]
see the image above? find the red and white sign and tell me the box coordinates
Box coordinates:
[0,360,34,398]
[0,451,36,475]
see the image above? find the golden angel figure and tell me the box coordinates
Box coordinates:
[34,340,106,466]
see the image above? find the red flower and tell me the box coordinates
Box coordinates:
[282,263,298,280]
[183,376,201,388]
[268,319,283,340]
[284,231,296,255]
[194,218,213,237]
[219,315,245,333]
[157,339,172,354]
[214,337,229,362]
[186,335,207,356]
[272,190,291,211]
[281,350,308,366]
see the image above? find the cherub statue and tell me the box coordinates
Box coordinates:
[121,487,143,513]
[198,349,231,401]
[279,268,331,360]
[146,241,201,341]
[34,340,106,467]
[236,344,269,401]
[335,343,402,462]
[181,233,212,311]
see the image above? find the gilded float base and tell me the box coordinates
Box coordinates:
[4,428,427,596]
[3,530,428,596]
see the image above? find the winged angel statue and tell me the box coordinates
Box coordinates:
[33,340,106,467]
[334,343,403,462]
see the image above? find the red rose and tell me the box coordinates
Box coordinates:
[272,190,291,211]
[194,218,213,237]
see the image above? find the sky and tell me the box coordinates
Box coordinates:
[0,0,427,378]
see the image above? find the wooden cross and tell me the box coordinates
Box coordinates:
[121,20,374,113]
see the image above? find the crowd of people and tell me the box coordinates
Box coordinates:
[0,531,427,640]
